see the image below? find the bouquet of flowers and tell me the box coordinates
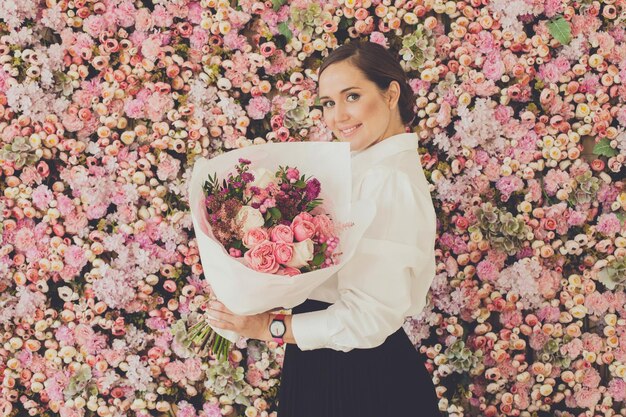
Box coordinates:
[186,142,375,359]
[203,158,344,275]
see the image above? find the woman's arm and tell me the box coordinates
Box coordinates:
[206,301,297,344]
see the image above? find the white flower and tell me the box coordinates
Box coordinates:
[249,167,277,189]
[286,239,314,268]
[235,206,265,234]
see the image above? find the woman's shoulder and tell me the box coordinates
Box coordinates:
[355,164,414,201]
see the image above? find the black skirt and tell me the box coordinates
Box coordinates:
[278,299,441,417]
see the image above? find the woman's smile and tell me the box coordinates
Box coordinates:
[339,123,362,137]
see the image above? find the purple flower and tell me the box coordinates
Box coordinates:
[304,178,321,201]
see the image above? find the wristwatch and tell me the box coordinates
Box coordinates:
[269,314,286,346]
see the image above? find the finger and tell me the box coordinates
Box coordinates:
[206,317,233,330]
[207,309,234,324]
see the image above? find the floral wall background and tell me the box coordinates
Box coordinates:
[1,0,626,416]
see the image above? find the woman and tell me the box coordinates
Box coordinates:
[206,40,440,417]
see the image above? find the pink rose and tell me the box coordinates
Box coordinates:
[291,219,315,242]
[292,212,314,225]
[276,267,302,276]
[286,168,300,181]
[242,228,269,249]
[273,242,294,265]
[269,224,294,243]
[244,241,279,273]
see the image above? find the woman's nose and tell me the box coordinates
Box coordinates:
[333,102,350,124]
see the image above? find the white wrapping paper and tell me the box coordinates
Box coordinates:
[189,142,376,342]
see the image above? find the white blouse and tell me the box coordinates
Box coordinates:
[290,132,437,352]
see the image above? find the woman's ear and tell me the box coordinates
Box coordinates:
[386,80,401,110]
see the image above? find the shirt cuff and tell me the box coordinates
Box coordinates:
[291,309,333,351]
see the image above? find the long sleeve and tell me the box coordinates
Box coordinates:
[291,166,437,352]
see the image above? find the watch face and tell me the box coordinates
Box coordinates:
[270,319,286,337]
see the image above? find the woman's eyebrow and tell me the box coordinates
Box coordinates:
[318,87,360,100]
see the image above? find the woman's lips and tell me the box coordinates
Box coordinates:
[339,124,361,137]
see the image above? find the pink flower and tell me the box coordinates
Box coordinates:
[124,98,145,119]
[537,62,560,84]
[582,332,603,353]
[14,227,36,253]
[584,291,610,316]
[64,245,87,269]
[269,224,294,243]
[277,266,301,276]
[32,185,53,210]
[581,368,601,389]
[134,7,153,31]
[483,51,504,81]
[190,27,209,50]
[608,378,626,402]
[82,15,107,38]
[203,403,222,417]
[244,241,279,273]
[369,31,389,48]
[246,96,271,120]
[273,242,294,265]
[152,5,174,27]
[286,168,300,181]
[141,35,162,61]
[156,154,181,181]
[312,214,336,239]
[291,218,315,242]
[476,260,499,282]
[246,367,264,387]
[292,212,314,224]
[242,228,269,249]
[164,360,186,383]
[574,387,601,409]
[596,213,621,236]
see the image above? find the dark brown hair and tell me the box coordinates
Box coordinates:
[318,40,416,126]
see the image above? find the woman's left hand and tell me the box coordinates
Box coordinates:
[207,300,271,341]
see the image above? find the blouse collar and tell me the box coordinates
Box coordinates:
[351,131,419,177]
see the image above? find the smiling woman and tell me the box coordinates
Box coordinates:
[277,40,441,417]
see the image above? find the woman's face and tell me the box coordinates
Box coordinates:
[317,60,404,151]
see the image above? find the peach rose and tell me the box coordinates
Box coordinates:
[242,227,269,249]
[269,224,294,243]
[273,242,294,265]
[244,241,279,273]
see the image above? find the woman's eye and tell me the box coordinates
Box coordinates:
[347,93,359,101]
[321,101,334,108]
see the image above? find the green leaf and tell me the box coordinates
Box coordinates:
[294,180,306,188]
[272,0,286,10]
[592,138,618,157]
[268,207,282,221]
[278,22,292,41]
[311,253,325,267]
[547,17,572,45]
